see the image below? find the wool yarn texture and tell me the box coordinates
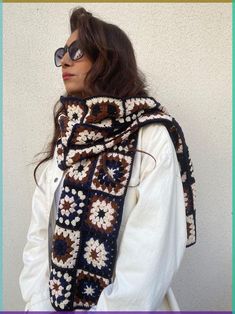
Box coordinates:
[48,95,196,311]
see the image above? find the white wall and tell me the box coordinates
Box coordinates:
[3,3,231,310]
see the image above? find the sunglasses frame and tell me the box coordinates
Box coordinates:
[54,40,84,67]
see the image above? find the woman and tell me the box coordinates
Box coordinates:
[19,7,196,312]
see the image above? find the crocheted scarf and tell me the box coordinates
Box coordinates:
[49,94,196,311]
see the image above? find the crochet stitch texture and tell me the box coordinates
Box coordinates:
[48,95,196,311]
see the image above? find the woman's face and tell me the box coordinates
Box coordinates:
[60,30,93,97]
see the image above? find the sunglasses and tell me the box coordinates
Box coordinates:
[54,40,84,67]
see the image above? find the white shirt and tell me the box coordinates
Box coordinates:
[19,123,187,311]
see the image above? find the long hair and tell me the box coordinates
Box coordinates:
[33,7,155,186]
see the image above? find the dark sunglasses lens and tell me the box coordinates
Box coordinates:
[55,48,65,67]
[69,41,84,60]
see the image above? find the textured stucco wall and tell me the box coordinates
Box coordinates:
[3,3,231,311]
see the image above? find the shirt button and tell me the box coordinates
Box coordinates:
[54,177,58,183]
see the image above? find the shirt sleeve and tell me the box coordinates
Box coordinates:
[18,160,55,311]
[88,123,188,311]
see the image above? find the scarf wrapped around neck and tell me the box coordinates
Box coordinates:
[48,94,196,311]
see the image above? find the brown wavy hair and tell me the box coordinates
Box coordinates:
[33,6,156,186]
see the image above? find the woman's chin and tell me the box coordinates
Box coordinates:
[65,88,83,97]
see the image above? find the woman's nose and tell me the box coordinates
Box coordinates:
[61,52,73,67]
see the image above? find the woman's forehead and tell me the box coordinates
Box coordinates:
[65,29,79,47]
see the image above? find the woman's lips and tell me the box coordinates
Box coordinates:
[63,75,75,80]
[62,72,75,79]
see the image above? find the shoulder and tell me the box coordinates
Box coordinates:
[137,122,180,181]
[139,122,175,158]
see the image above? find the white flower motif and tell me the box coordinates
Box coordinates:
[52,227,80,268]
[67,104,83,121]
[84,238,108,269]
[83,285,95,296]
[57,187,84,226]
[59,195,76,216]
[68,159,91,181]
[49,278,63,298]
[89,200,115,230]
